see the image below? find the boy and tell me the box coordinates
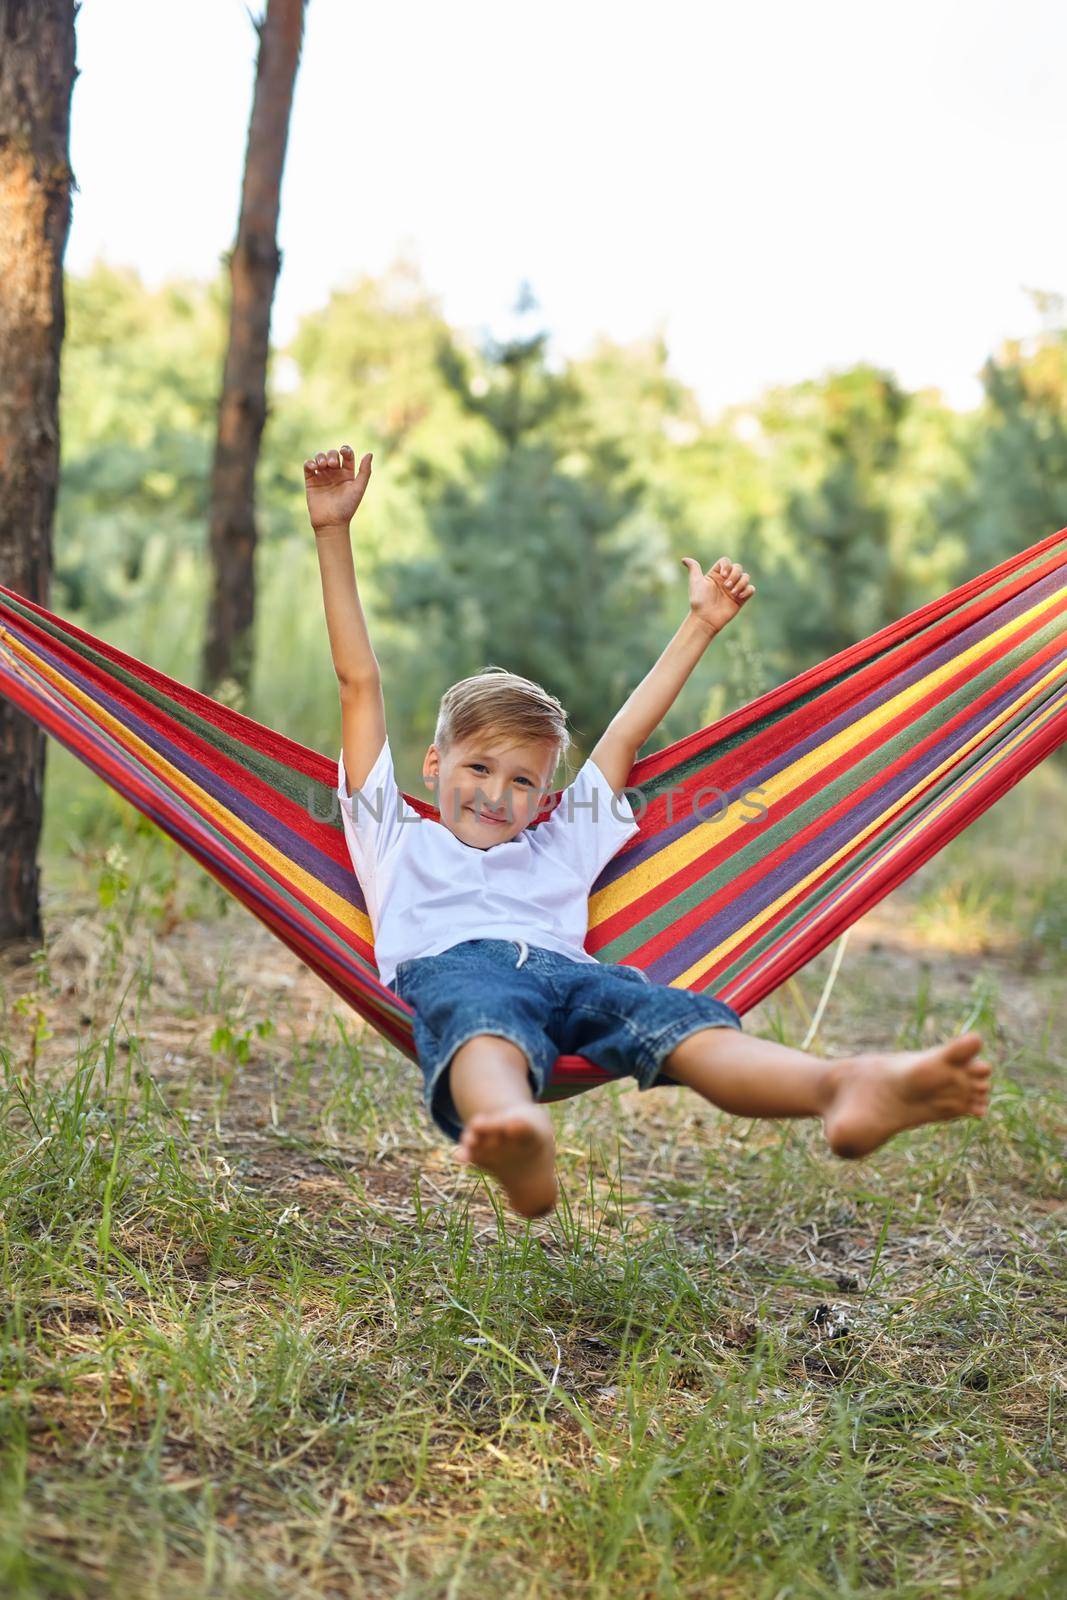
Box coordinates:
[307,443,991,1219]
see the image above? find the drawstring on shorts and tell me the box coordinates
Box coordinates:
[513,939,529,968]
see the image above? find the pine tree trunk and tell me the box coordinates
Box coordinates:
[0,0,77,945]
[201,0,305,700]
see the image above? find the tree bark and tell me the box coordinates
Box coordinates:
[0,0,77,945]
[201,0,306,700]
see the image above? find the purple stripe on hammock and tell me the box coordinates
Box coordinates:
[4,623,368,911]
[2,649,410,1018]
[651,643,1067,982]
[729,680,1067,999]
[597,562,1067,893]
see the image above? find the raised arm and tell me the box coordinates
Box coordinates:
[590,556,755,796]
[304,443,387,794]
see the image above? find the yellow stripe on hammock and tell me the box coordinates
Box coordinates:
[0,629,377,950]
[589,587,1064,935]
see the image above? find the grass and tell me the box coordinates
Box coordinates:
[0,767,1064,1597]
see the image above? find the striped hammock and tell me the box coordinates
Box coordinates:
[2,527,1065,1102]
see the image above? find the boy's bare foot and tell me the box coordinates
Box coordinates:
[822,1031,991,1159]
[455,1103,558,1217]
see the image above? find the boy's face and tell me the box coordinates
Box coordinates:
[423,734,561,850]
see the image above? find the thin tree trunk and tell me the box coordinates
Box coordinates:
[202,0,305,700]
[0,0,77,945]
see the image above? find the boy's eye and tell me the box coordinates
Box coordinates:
[469,763,533,786]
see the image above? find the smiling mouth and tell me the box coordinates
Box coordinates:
[465,807,509,827]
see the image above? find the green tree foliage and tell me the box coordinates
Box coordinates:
[374,283,680,763]
[51,258,1063,786]
[58,263,226,625]
[270,250,490,531]
[750,366,911,665]
[942,296,1067,571]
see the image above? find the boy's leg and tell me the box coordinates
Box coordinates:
[448,1035,557,1218]
[663,1027,991,1159]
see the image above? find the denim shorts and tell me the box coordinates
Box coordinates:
[387,937,743,1143]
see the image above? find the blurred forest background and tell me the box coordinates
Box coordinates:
[2,3,1063,1582]
[48,255,1067,863]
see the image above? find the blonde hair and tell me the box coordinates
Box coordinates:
[434,665,571,776]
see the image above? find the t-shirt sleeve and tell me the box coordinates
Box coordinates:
[529,755,642,885]
[336,736,420,887]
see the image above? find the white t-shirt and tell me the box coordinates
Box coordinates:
[337,737,641,989]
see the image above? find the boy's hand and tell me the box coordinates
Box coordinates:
[304,444,373,533]
[681,555,755,634]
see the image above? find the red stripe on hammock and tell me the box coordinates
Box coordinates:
[628,528,1067,787]
[547,697,1067,1089]
[724,695,1067,1013]
[592,599,1067,963]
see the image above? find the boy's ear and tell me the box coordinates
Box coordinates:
[422,744,441,787]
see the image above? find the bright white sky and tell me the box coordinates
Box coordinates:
[67,0,1067,419]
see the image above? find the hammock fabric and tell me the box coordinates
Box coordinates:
[2,528,1066,1102]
